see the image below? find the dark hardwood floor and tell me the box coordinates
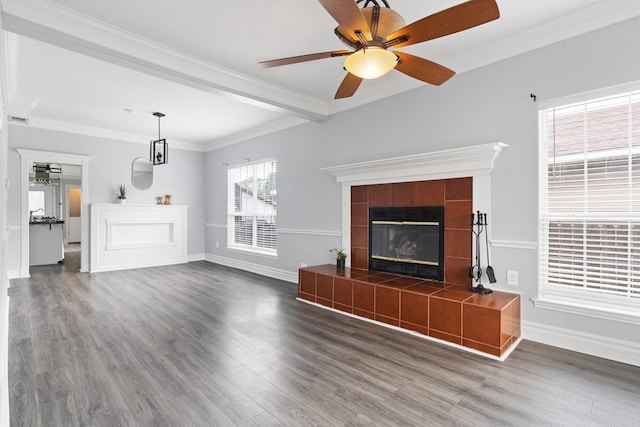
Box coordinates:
[8,254,640,426]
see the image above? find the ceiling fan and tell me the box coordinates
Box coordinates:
[260,0,500,99]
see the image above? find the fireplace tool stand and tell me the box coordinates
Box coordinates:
[469,211,493,294]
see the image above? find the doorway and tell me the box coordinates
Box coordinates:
[17,149,91,276]
[65,185,82,244]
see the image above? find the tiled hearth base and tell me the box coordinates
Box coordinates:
[298,264,521,359]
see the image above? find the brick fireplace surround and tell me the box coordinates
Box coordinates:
[298,143,521,359]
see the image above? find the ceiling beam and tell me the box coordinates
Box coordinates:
[1,0,329,122]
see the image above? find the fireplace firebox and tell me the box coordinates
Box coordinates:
[369,206,445,281]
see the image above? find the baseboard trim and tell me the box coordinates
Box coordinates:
[1,285,8,427]
[522,320,640,367]
[7,270,24,280]
[90,260,188,273]
[205,253,298,283]
[188,253,205,262]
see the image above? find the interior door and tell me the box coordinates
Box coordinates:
[66,185,81,243]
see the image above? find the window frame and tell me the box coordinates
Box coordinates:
[226,158,277,257]
[28,185,56,218]
[536,82,640,323]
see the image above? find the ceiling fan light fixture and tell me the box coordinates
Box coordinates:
[262,0,500,98]
[344,47,398,79]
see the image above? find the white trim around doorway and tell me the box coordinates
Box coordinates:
[16,149,91,276]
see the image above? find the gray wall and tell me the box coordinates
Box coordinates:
[7,126,206,272]
[205,123,344,274]
[5,16,639,346]
[205,16,640,344]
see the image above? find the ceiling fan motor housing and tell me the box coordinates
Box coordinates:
[337,7,405,46]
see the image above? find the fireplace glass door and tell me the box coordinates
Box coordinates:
[368,206,445,280]
[371,221,439,266]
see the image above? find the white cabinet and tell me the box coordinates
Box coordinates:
[29,222,64,266]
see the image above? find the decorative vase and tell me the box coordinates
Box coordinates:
[164,195,172,205]
[336,258,345,269]
[157,196,164,205]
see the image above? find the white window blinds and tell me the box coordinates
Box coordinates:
[539,90,640,308]
[227,159,277,255]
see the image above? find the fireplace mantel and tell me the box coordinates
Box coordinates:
[322,142,508,270]
[321,142,507,185]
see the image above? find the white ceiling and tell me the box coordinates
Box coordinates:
[4,0,640,151]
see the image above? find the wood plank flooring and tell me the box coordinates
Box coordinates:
[8,254,640,426]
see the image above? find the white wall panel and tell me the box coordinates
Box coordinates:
[90,204,187,272]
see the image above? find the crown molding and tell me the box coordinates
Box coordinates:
[1,0,329,122]
[12,113,309,152]
[444,0,640,75]
[10,118,206,152]
[203,116,309,152]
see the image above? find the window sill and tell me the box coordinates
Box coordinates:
[227,245,277,259]
[532,297,640,326]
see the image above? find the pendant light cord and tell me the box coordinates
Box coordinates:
[152,111,165,140]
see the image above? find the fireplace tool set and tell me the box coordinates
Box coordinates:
[469,211,496,294]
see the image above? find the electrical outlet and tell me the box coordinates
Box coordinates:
[215,241,219,248]
[506,270,519,286]
[300,263,308,268]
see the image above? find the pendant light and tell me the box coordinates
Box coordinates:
[150,112,167,165]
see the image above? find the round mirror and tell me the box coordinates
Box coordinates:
[131,157,153,190]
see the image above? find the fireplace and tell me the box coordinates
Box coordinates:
[369,206,445,281]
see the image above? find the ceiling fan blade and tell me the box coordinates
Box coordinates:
[260,50,352,68]
[335,72,363,99]
[394,52,455,86]
[387,0,499,48]
[319,0,372,41]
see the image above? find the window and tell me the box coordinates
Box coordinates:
[28,186,56,218]
[227,159,277,255]
[28,190,45,215]
[539,88,640,314]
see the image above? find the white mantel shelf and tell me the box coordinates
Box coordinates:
[321,142,508,185]
[321,142,508,276]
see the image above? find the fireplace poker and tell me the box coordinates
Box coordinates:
[469,211,493,294]
[469,212,482,281]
